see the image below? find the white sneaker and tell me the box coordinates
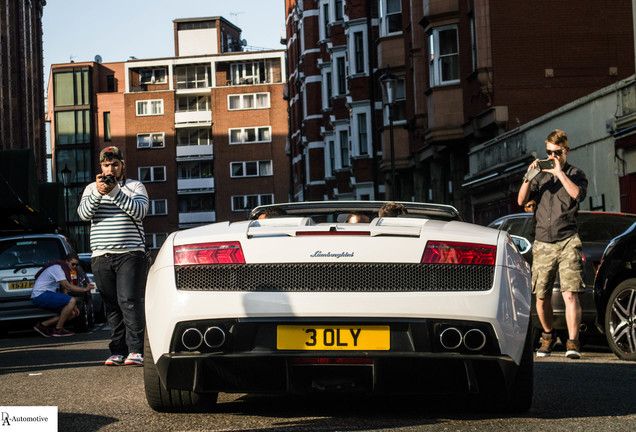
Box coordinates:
[105,354,125,366]
[124,352,144,366]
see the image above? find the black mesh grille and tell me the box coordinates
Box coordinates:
[175,263,494,292]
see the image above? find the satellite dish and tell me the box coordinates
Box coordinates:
[94,55,102,63]
[241,39,247,46]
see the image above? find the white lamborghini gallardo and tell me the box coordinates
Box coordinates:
[144,201,532,413]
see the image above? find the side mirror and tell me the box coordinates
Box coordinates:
[510,235,532,255]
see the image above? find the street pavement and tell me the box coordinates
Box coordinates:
[1,324,635,431]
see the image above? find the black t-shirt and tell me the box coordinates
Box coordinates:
[529,163,587,243]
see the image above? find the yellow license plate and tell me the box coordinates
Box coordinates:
[8,280,34,290]
[277,325,390,350]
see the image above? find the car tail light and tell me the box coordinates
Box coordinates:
[174,241,245,265]
[421,241,496,265]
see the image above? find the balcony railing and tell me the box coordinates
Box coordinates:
[177,177,215,192]
[178,211,216,225]
[176,144,213,159]
[175,111,212,126]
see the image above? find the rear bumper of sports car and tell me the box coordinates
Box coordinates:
[152,317,520,396]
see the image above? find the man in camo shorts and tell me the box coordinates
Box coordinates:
[517,129,587,359]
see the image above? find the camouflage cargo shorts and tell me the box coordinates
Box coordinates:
[532,233,585,299]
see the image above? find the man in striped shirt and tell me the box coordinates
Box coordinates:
[78,146,149,366]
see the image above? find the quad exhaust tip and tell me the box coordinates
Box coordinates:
[439,327,486,351]
[182,328,203,350]
[463,328,486,351]
[181,326,226,350]
[439,327,463,350]
[204,326,226,348]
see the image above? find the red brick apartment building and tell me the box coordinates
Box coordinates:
[47,17,289,252]
[285,0,387,201]
[286,0,634,220]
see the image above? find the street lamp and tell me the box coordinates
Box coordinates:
[379,66,397,199]
[61,164,72,229]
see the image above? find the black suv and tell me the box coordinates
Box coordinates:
[488,211,636,343]
[594,222,636,361]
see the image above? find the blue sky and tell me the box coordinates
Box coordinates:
[42,0,287,80]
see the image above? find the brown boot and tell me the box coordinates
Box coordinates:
[536,330,556,357]
[565,339,581,359]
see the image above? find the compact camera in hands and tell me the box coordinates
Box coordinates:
[101,174,116,185]
[537,159,555,170]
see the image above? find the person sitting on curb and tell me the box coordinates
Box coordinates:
[31,253,94,337]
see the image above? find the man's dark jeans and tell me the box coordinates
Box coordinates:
[92,251,147,356]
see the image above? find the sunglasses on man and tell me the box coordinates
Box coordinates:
[546,149,564,156]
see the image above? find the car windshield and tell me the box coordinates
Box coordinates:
[0,238,66,270]
[577,213,636,242]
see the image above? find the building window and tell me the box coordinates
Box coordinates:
[229,126,271,144]
[384,77,406,124]
[429,25,460,86]
[137,133,165,149]
[230,61,270,85]
[336,56,346,95]
[103,112,111,141]
[145,233,168,249]
[106,75,116,92]
[334,0,343,21]
[321,66,333,110]
[56,148,92,183]
[140,68,167,85]
[357,112,368,155]
[177,128,212,146]
[228,92,270,110]
[176,95,210,112]
[353,32,364,74]
[327,139,335,176]
[230,160,273,178]
[175,65,211,89]
[326,71,333,107]
[339,130,350,168]
[178,21,213,30]
[55,110,91,145]
[231,194,273,212]
[470,16,477,73]
[178,161,213,179]
[136,99,163,116]
[53,69,90,107]
[380,0,402,36]
[139,166,166,182]
[321,2,331,39]
[148,199,168,216]
[179,193,214,212]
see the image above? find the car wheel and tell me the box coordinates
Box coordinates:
[473,324,533,413]
[604,279,636,361]
[503,324,534,412]
[143,333,218,412]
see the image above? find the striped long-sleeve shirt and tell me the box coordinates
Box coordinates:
[77,178,149,256]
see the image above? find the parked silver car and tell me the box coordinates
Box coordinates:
[0,233,98,334]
